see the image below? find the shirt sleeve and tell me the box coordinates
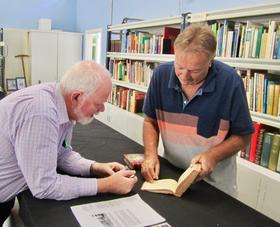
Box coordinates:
[14,115,98,200]
[143,67,158,119]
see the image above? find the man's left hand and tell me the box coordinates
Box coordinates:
[191,151,218,182]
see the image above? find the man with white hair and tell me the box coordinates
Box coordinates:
[0,61,137,225]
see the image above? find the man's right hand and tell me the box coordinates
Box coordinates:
[141,156,160,182]
[97,169,137,194]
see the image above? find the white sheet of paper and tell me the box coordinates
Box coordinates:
[71,194,166,227]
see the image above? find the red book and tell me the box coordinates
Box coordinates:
[249,122,264,162]
[163,27,181,54]
[123,153,144,169]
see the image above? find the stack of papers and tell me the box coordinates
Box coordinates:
[71,194,170,227]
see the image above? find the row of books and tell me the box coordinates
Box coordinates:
[110,27,180,54]
[108,60,280,117]
[107,85,145,113]
[238,69,280,116]
[108,59,158,87]
[210,19,280,59]
[240,122,280,173]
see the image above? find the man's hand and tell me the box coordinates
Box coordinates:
[141,155,160,182]
[90,162,125,177]
[97,169,138,194]
[191,150,218,182]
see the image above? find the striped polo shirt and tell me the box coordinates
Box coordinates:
[143,60,254,196]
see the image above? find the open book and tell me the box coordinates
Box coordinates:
[141,164,201,197]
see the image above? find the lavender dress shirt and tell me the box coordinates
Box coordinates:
[0,83,97,202]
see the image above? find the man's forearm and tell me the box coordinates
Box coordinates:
[143,117,159,158]
[209,134,252,162]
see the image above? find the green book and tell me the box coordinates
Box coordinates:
[255,25,264,58]
[268,134,280,171]
[260,132,274,167]
[276,149,280,172]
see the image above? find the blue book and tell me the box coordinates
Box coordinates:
[260,132,274,167]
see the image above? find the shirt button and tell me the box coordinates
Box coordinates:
[184,101,187,104]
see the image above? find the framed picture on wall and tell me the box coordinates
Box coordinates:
[6,79,17,91]
[16,77,26,90]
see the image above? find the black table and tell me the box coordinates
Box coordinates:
[18,121,279,227]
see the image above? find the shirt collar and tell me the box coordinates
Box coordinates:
[55,83,71,125]
[168,60,218,93]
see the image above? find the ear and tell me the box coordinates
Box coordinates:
[70,91,82,106]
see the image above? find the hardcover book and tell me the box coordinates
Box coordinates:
[162,27,180,54]
[123,153,144,169]
[260,132,274,167]
[141,164,201,197]
[249,122,264,162]
[268,134,280,171]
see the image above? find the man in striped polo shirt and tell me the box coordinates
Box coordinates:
[141,24,254,197]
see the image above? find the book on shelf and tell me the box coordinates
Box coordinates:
[260,132,274,168]
[141,164,201,197]
[254,128,265,164]
[268,134,280,171]
[249,122,265,162]
[120,89,129,109]
[162,26,180,54]
[110,39,122,52]
[123,153,144,169]
[272,84,280,116]
[259,32,268,59]
[276,148,280,172]
[265,20,279,59]
[231,22,244,57]
[275,25,280,59]
[130,91,145,113]
[221,20,235,57]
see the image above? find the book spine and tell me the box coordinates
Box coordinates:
[260,132,274,168]
[268,134,280,171]
[254,128,265,164]
[249,122,264,162]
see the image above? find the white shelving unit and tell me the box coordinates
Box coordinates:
[111,79,148,93]
[107,52,174,62]
[96,2,280,223]
[107,16,181,31]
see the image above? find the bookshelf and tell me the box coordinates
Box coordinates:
[98,16,182,153]
[96,2,280,222]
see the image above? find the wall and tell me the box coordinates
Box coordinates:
[0,0,77,31]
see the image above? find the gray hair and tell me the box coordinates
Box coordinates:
[60,61,111,95]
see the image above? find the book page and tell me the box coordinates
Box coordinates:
[141,179,178,194]
[71,194,165,227]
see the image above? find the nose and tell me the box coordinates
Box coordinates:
[179,69,191,78]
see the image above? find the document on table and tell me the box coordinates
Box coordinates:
[71,194,167,227]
